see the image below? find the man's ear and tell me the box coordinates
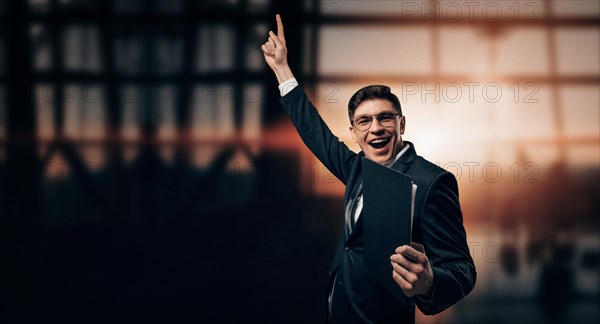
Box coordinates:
[349,126,357,142]
[399,116,406,135]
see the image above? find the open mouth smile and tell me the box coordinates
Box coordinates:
[369,137,391,149]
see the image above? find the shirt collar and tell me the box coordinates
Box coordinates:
[384,143,410,168]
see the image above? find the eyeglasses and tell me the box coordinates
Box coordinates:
[351,111,400,131]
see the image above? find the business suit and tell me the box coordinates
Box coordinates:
[280,86,476,323]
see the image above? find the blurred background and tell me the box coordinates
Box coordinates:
[0,0,598,323]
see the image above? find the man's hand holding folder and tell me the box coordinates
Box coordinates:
[391,243,434,298]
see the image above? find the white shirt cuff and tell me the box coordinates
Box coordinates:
[278,78,299,97]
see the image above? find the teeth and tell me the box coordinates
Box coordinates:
[371,138,389,144]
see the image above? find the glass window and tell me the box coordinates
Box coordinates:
[242,82,263,140]
[191,84,235,140]
[31,24,53,71]
[120,84,141,141]
[318,26,433,75]
[156,85,177,142]
[245,24,267,72]
[560,85,600,138]
[114,28,144,75]
[63,84,106,140]
[493,83,555,140]
[35,84,55,140]
[319,0,409,16]
[495,28,549,76]
[62,25,102,72]
[195,25,234,72]
[552,0,600,17]
[555,28,600,75]
[153,30,184,75]
[439,27,491,76]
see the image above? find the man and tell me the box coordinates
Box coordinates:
[262,15,475,323]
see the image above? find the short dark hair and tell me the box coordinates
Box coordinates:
[347,85,402,122]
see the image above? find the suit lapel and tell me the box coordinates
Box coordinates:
[343,152,364,207]
[330,152,364,272]
[345,153,364,240]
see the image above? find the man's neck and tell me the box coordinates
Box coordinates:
[385,142,408,168]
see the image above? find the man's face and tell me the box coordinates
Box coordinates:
[349,98,405,166]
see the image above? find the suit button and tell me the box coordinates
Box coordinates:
[344,245,350,251]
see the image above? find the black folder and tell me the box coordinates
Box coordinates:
[361,157,414,304]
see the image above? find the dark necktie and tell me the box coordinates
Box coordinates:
[345,180,363,234]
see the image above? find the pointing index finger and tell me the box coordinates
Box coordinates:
[276,14,285,38]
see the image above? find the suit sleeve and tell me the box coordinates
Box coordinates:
[415,172,476,315]
[279,86,357,185]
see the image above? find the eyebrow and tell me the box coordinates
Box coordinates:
[354,110,396,117]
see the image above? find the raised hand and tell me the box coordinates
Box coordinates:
[261,14,294,84]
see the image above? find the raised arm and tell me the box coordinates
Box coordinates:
[261,15,356,184]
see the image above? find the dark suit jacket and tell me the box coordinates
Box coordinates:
[280,86,476,323]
